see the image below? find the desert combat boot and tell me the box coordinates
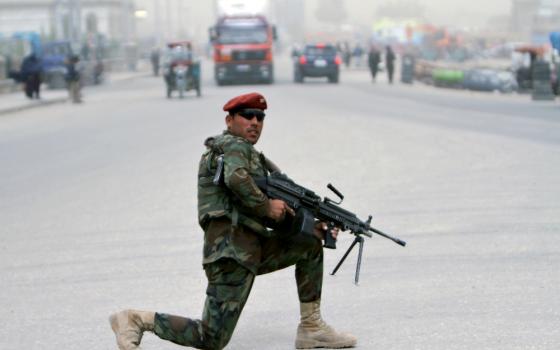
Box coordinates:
[295,300,357,349]
[109,309,155,350]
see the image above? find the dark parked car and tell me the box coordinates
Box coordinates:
[294,44,341,83]
[463,69,518,93]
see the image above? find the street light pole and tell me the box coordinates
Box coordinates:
[62,0,82,46]
[74,0,82,45]
[154,0,162,46]
[165,0,172,41]
[121,0,131,43]
[52,0,63,40]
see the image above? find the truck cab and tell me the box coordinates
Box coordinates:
[210,15,276,85]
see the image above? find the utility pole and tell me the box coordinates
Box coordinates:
[165,0,172,41]
[69,0,82,46]
[52,0,64,40]
[122,0,131,43]
[154,0,163,46]
[51,0,80,43]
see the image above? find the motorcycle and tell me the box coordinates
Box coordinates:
[163,42,201,99]
[164,63,201,99]
[173,64,188,98]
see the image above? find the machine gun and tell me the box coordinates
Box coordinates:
[253,172,406,284]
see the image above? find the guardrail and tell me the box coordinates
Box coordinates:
[0,57,145,94]
[0,79,18,94]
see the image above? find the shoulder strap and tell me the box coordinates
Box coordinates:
[260,153,281,174]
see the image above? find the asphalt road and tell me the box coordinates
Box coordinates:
[1,56,559,350]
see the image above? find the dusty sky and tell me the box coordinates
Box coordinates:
[342,0,513,27]
[133,0,516,42]
[407,0,511,14]
[415,0,512,23]
[303,0,514,29]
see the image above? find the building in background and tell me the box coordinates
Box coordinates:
[512,0,560,43]
[273,0,304,44]
[131,0,304,52]
[0,0,136,44]
[133,0,218,48]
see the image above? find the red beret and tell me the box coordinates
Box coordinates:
[223,92,267,112]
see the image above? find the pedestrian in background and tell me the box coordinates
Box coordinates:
[20,52,42,99]
[368,45,381,82]
[343,41,352,68]
[150,48,160,76]
[385,45,396,84]
[65,54,82,103]
[353,43,364,67]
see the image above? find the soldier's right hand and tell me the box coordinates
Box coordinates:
[266,199,295,222]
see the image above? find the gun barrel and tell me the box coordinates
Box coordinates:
[369,227,407,247]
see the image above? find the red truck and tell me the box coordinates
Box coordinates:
[209,15,277,85]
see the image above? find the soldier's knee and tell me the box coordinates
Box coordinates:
[203,332,231,350]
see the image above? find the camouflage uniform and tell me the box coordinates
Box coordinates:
[153,131,323,349]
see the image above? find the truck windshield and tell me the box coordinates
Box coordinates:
[218,25,268,44]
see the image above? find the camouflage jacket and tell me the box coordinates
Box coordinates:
[198,131,276,272]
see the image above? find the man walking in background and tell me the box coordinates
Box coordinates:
[385,45,396,84]
[20,53,42,99]
[65,55,82,103]
[368,45,381,82]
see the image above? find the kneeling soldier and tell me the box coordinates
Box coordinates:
[110,92,357,349]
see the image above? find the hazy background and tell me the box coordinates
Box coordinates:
[131,0,517,46]
[311,0,512,27]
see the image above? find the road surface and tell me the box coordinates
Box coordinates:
[1,56,559,349]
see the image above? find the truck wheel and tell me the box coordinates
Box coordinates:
[328,74,339,84]
[294,72,303,83]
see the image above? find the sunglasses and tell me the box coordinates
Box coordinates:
[237,109,266,122]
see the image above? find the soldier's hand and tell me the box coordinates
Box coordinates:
[314,222,340,241]
[267,199,295,222]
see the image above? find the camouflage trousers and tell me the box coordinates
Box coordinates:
[153,230,323,349]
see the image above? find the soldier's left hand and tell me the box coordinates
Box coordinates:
[314,222,340,241]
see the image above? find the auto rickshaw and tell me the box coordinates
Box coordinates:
[163,41,201,98]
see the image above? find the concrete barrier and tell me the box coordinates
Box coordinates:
[0,79,19,94]
[531,60,555,101]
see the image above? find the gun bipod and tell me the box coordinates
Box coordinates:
[330,235,365,285]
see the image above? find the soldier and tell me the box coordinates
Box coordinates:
[109,92,357,350]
